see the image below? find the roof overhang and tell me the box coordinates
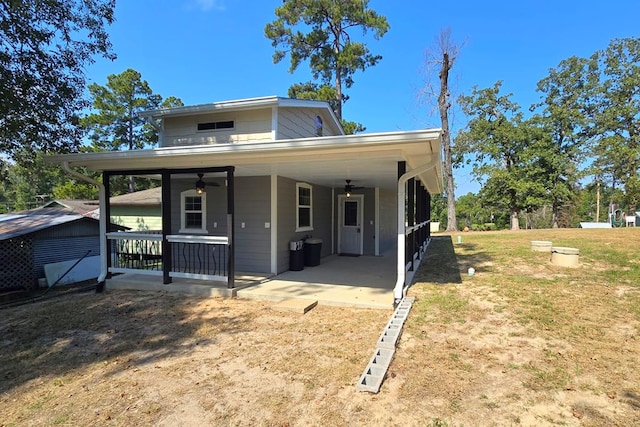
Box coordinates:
[48,129,443,193]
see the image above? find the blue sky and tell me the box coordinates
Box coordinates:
[86,0,640,195]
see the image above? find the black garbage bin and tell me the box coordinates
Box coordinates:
[289,240,304,271]
[303,238,322,267]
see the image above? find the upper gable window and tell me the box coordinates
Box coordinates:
[315,115,323,136]
[197,120,234,131]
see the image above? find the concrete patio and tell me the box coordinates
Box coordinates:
[106,253,397,309]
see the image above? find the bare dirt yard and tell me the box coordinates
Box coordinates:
[1,228,639,426]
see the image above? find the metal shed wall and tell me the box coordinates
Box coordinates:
[33,235,101,281]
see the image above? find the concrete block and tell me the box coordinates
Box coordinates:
[356,373,383,393]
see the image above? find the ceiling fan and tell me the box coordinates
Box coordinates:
[195,173,220,194]
[344,179,363,198]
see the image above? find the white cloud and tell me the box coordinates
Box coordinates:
[191,0,225,12]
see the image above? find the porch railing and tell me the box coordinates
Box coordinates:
[167,234,228,281]
[405,220,430,271]
[106,232,229,281]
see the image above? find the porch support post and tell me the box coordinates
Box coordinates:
[416,182,423,256]
[407,177,415,271]
[394,158,439,305]
[161,170,172,284]
[425,189,431,240]
[103,172,112,281]
[226,166,235,289]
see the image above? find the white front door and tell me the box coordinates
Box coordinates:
[339,195,363,255]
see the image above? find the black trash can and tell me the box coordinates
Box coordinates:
[303,238,322,267]
[289,240,304,271]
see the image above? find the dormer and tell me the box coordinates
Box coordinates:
[140,96,345,148]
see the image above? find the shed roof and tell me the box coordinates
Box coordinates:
[0,213,90,240]
[40,199,100,218]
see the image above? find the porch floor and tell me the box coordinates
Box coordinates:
[106,253,396,309]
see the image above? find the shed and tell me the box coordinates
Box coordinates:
[0,203,124,291]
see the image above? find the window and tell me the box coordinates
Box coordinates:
[296,183,313,231]
[180,190,207,233]
[314,115,323,136]
[197,120,235,131]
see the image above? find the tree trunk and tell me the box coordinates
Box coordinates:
[439,51,457,232]
[510,209,520,230]
[128,108,135,193]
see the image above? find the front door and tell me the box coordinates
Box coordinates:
[339,195,363,255]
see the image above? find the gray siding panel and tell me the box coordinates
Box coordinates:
[378,188,397,255]
[276,177,332,273]
[277,107,341,139]
[277,177,296,273]
[170,175,271,274]
[234,176,271,273]
[361,189,376,256]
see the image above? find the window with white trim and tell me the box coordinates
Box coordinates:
[296,183,313,231]
[180,190,207,233]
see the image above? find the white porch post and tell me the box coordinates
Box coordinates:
[394,158,439,304]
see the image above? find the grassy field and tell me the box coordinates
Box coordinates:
[0,228,639,426]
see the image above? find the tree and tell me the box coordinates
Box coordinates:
[82,69,183,192]
[3,151,74,210]
[265,0,389,120]
[587,38,640,210]
[457,82,546,230]
[0,0,115,161]
[421,28,464,232]
[533,56,592,227]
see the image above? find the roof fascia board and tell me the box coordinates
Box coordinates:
[47,129,442,168]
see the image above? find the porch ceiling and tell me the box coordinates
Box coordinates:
[49,129,443,193]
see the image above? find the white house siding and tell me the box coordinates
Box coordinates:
[276,176,332,274]
[162,108,273,147]
[277,107,341,139]
[377,188,397,255]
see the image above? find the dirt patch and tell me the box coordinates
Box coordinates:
[1,229,639,426]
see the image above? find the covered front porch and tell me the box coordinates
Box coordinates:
[105,249,428,309]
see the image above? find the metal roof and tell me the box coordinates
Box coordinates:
[0,213,89,240]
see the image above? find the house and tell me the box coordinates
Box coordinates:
[107,187,162,231]
[0,202,123,291]
[48,96,443,304]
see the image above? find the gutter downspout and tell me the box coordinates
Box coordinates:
[394,158,439,305]
[61,162,108,289]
